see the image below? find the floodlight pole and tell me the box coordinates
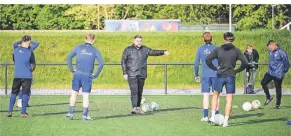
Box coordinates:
[229,4,232,32]
[272,5,277,29]
[98,4,100,30]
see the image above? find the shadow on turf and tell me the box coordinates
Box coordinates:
[0,109,20,112]
[157,106,200,112]
[0,102,82,112]
[230,118,288,126]
[93,106,199,120]
[32,109,98,117]
[277,106,291,109]
[31,102,82,107]
[231,113,264,119]
[94,112,154,120]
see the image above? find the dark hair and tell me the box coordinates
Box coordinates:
[266,40,276,46]
[203,32,212,43]
[22,35,31,42]
[134,35,142,39]
[223,32,235,42]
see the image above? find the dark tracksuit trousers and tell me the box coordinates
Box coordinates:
[128,76,145,108]
[261,73,283,106]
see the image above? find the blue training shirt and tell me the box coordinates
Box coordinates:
[13,47,35,79]
[67,43,104,78]
[13,40,39,79]
[13,40,39,51]
[194,43,218,78]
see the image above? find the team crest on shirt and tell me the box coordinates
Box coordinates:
[274,53,278,57]
[81,49,92,56]
[203,48,211,55]
[18,50,24,53]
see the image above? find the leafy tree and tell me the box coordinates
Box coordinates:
[233,4,288,30]
[35,5,82,30]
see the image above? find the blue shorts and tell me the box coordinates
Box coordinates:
[72,74,92,93]
[214,77,236,94]
[201,77,216,93]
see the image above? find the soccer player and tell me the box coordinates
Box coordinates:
[244,44,259,90]
[194,32,220,122]
[261,40,290,109]
[7,35,36,118]
[66,33,104,120]
[121,35,169,114]
[206,32,248,127]
[13,39,39,107]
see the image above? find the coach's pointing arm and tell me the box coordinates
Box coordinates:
[147,47,169,56]
[206,49,218,71]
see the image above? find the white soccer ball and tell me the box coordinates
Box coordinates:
[242,102,252,111]
[213,114,225,125]
[150,102,159,111]
[251,100,261,110]
[17,99,22,108]
[141,97,146,104]
[141,103,151,112]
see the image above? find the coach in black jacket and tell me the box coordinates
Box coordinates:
[121,35,170,114]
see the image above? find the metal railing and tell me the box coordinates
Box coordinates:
[0,62,286,95]
[280,22,291,30]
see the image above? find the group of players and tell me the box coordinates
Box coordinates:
[6,32,290,127]
[195,32,290,127]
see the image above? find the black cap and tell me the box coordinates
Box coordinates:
[223,32,235,41]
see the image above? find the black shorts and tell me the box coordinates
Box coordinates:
[12,78,32,95]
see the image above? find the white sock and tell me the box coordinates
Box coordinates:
[224,116,229,124]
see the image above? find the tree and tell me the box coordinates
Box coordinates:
[0,5,41,30]
[35,5,82,30]
[0,4,289,30]
[65,4,117,30]
[233,4,287,30]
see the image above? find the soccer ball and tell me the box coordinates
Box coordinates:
[141,103,151,112]
[212,114,224,125]
[141,97,146,104]
[150,102,159,111]
[17,99,22,108]
[251,100,261,110]
[242,102,252,111]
